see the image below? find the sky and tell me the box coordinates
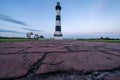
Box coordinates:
[0,0,120,38]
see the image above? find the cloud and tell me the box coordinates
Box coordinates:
[21,27,42,32]
[0,29,24,34]
[0,14,28,26]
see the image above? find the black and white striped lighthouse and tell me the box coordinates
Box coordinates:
[54,2,63,39]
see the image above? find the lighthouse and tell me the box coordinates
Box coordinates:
[54,2,63,40]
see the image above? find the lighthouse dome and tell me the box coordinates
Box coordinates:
[56,2,61,10]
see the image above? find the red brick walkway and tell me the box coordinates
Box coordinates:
[0,40,120,80]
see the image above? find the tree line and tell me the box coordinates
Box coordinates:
[26,32,44,39]
[0,32,44,39]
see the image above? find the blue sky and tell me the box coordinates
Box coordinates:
[0,0,120,38]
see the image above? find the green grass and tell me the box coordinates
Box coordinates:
[0,38,37,42]
[1,38,120,43]
[80,39,120,43]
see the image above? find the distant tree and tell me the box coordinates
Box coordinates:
[116,38,120,40]
[30,32,34,38]
[39,35,44,39]
[100,37,104,39]
[105,37,111,40]
[34,34,39,39]
[76,38,83,40]
[30,32,33,35]
[26,32,33,39]
[26,33,30,38]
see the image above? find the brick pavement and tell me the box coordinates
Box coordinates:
[0,40,120,80]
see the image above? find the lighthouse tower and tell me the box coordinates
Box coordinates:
[54,2,63,40]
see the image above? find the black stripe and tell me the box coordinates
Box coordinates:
[55,26,61,31]
[56,15,61,21]
[56,5,61,10]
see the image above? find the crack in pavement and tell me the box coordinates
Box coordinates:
[105,47,120,52]
[18,53,48,80]
[0,47,31,55]
[17,47,31,53]
[99,50,120,57]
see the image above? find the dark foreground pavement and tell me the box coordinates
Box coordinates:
[0,40,120,80]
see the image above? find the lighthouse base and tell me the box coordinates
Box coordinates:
[53,31,63,40]
[54,36,62,40]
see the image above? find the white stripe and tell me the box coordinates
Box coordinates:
[56,10,60,15]
[56,21,61,26]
